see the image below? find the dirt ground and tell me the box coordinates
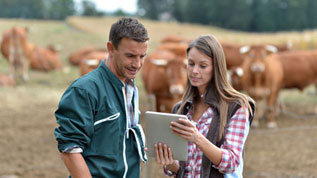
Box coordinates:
[0,83,316,178]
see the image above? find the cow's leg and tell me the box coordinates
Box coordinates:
[148,94,156,111]
[21,54,29,81]
[252,99,266,128]
[8,45,15,80]
[266,90,279,128]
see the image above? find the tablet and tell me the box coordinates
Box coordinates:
[145,111,188,161]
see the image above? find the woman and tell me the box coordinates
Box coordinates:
[155,35,255,178]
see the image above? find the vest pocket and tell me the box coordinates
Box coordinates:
[91,112,120,155]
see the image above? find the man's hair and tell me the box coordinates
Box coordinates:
[109,17,149,49]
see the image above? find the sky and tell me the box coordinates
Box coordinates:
[77,0,138,14]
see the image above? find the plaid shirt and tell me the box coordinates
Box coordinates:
[164,105,249,177]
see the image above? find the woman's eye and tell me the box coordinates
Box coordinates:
[188,63,194,66]
[200,65,207,68]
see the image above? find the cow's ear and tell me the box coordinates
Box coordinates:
[239,46,250,54]
[235,67,244,77]
[183,59,188,66]
[265,45,278,54]
[150,59,167,66]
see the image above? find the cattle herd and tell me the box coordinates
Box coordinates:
[1,27,316,129]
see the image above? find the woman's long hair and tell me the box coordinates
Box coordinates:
[177,34,254,141]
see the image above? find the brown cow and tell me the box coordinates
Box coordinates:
[1,27,31,81]
[238,45,281,128]
[79,51,108,76]
[68,47,108,66]
[29,44,63,71]
[0,74,16,86]
[221,42,246,70]
[141,48,187,112]
[232,45,317,128]
[277,50,317,90]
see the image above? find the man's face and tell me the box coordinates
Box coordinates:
[107,37,148,82]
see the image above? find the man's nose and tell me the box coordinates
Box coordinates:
[133,57,143,68]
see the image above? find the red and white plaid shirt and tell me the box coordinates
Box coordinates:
[164,105,249,177]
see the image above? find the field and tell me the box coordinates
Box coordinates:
[0,16,316,178]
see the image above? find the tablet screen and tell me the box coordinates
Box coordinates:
[145,111,188,161]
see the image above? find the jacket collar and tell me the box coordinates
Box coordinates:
[98,60,125,88]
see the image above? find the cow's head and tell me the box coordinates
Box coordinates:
[239,44,277,99]
[151,58,187,97]
[240,44,277,73]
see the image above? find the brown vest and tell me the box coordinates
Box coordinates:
[172,86,255,178]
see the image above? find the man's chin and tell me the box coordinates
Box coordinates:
[126,74,137,80]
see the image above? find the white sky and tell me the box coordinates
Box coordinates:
[79,0,138,14]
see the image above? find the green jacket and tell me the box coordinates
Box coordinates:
[54,61,147,178]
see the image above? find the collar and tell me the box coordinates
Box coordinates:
[98,60,124,88]
[182,83,221,114]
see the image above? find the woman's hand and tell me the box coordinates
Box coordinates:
[170,118,202,144]
[155,142,180,173]
[155,142,174,166]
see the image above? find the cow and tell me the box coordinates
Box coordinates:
[238,45,281,128]
[221,42,246,70]
[141,48,187,113]
[237,45,317,128]
[28,44,63,71]
[276,50,317,90]
[0,74,16,86]
[1,27,32,81]
[79,51,109,76]
[68,47,108,66]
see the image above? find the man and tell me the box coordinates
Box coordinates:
[54,17,149,178]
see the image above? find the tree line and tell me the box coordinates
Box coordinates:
[0,0,116,20]
[1,0,317,32]
[137,0,317,32]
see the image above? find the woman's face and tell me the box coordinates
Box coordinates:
[187,47,213,93]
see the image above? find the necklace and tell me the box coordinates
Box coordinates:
[200,94,204,98]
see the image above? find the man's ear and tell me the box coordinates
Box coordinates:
[107,42,114,58]
[107,42,114,52]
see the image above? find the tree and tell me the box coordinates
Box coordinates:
[81,0,104,16]
[0,0,45,19]
[137,0,174,20]
[47,0,75,20]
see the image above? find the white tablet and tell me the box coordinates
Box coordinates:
[145,111,188,161]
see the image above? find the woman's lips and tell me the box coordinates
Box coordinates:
[190,76,200,82]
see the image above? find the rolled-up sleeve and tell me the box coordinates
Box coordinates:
[215,106,250,173]
[54,87,96,153]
